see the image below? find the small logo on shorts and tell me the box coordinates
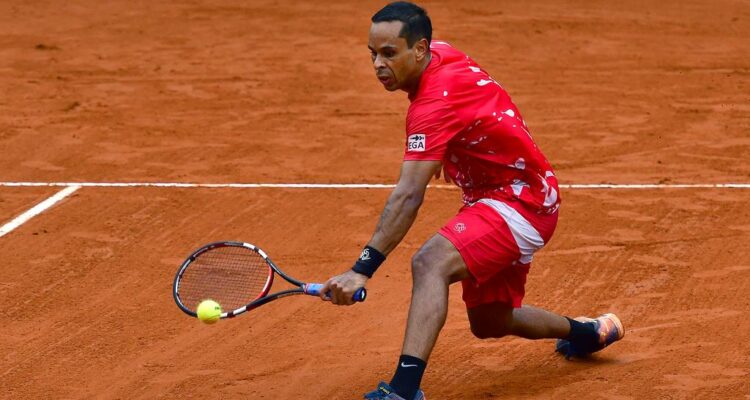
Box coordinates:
[454,222,466,233]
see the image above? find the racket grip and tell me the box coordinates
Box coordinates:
[303,283,367,302]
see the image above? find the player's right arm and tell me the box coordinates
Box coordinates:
[368,160,441,254]
[322,97,463,305]
[319,160,441,305]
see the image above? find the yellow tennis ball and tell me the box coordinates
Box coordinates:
[196,299,222,324]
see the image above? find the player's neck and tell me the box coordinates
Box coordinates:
[405,53,432,97]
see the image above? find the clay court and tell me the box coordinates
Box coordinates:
[1,0,749,398]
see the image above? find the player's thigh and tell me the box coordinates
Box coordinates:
[439,202,529,306]
[412,234,471,284]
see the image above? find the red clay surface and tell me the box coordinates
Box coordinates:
[1,0,749,399]
[0,188,58,224]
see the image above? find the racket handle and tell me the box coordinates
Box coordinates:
[303,283,367,302]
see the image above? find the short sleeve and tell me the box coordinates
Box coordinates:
[404,98,464,161]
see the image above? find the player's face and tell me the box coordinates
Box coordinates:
[368,21,425,93]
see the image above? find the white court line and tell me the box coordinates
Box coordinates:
[0,185,80,238]
[564,183,750,189]
[0,181,746,238]
[0,181,749,189]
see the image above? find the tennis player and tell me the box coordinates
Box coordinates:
[320,2,624,399]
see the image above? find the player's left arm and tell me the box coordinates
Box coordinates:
[321,160,442,305]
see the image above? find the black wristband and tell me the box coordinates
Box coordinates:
[351,245,386,278]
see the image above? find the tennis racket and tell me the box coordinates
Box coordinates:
[173,241,366,319]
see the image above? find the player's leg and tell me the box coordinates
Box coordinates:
[463,261,571,340]
[466,300,624,359]
[509,305,572,339]
[467,302,570,340]
[456,200,624,356]
[463,258,570,340]
[401,233,469,359]
[365,233,467,400]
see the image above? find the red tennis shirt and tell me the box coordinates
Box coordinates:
[404,41,560,214]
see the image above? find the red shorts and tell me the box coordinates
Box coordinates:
[438,199,558,309]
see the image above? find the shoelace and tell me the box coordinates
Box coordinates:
[365,387,394,399]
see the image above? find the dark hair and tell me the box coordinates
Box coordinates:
[371,2,432,47]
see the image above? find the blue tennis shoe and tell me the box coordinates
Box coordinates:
[363,382,425,400]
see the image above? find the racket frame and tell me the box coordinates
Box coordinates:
[173,241,329,319]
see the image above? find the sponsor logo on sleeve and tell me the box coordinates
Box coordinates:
[407,133,426,152]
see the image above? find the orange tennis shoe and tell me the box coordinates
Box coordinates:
[556,313,625,359]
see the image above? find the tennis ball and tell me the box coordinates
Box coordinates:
[196,299,222,324]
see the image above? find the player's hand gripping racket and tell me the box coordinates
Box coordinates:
[173,241,366,319]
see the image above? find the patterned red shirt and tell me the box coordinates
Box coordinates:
[404,41,560,214]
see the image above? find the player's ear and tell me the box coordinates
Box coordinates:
[414,38,429,61]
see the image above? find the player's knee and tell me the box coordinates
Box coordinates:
[468,305,514,339]
[411,247,449,282]
[412,235,467,285]
[411,249,434,280]
[470,322,510,339]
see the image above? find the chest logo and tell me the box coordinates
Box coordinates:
[407,133,426,152]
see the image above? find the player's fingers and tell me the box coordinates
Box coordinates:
[336,285,349,305]
[341,285,357,306]
[336,284,350,306]
[338,289,351,306]
[344,290,356,305]
[319,280,333,301]
[329,281,343,305]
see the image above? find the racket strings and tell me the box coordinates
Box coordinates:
[178,246,271,311]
